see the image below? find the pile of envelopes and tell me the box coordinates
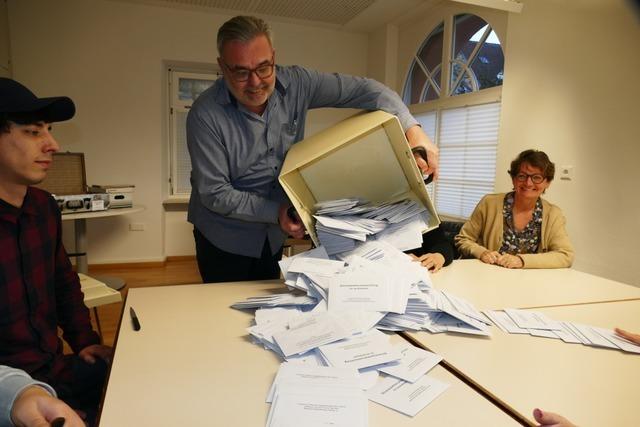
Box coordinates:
[231,230,492,423]
[265,338,449,427]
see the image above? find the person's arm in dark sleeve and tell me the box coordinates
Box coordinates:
[51,200,100,353]
[410,226,454,266]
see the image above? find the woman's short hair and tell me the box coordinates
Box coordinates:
[217,16,274,55]
[508,149,556,182]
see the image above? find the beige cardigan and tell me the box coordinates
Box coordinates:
[455,193,574,269]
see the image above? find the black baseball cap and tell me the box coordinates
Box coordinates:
[0,78,75,122]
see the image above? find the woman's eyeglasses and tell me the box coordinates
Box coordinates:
[515,173,545,184]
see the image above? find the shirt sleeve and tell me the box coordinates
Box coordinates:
[455,196,492,259]
[187,110,281,224]
[297,67,419,131]
[0,365,56,427]
[51,201,101,353]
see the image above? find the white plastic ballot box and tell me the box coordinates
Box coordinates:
[279,110,440,247]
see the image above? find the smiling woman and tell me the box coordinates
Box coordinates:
[454,149,574,269]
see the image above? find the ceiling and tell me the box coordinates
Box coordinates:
[111,0,435,32]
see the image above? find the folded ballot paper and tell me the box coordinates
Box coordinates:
[265,340,447,426]
[266,364,367,427]
[484,309,640,354]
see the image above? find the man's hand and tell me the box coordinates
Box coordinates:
[533,408,576,427]
[11,386,85,427]
[278,204,305,239]
[78,344,112,365]
[405,125,439,181]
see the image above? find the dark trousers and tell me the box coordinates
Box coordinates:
[194,228,283,283]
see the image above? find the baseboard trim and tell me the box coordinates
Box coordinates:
[166,255,196,262]
[87,256,196,270]
[89,261,167,270]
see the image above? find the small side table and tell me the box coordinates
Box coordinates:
[61,206,145,288]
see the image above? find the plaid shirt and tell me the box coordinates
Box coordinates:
[0,187,99,384]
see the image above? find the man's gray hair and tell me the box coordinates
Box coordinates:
[217,15,274,55]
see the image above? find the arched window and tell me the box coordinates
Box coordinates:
[402,13,504,219]
[450,14,504,95]
[403,22,444,104]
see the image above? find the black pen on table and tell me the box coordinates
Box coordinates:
[130,306,141,331]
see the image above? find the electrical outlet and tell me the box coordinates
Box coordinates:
[129,223,145,231]
[559,165,574,181]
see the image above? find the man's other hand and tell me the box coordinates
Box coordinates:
[278,204,305,239]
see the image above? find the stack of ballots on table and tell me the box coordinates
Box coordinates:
[230,241,491,423]
[485,309,640,353]
[232,242,492,337]
[264,338,448,426]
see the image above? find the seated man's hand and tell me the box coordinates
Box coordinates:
[533,408,575,427]
[278,204,305,239]
[405,125,439,180]
[11,385,85,427]
[416,253,445,272]
[79,344,113,365]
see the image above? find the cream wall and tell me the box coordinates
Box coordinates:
[0,0,10,77]
[367,24,398,88]
[387,0,640,285]
[7,0,367,262]
[497,0,640,285]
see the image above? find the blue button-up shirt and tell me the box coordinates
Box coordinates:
[187,65,418,258]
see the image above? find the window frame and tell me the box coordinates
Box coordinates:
[167,69,218,200]
[401,10,506,220]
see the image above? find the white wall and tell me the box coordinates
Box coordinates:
[7,0,368,262]
[388,0,640,285]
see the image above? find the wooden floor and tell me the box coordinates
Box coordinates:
[87,258,203,347]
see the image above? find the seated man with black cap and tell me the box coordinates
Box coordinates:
[0,78,111,426]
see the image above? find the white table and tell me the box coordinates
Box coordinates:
[431,259,640,310]
[61,206,144,288]
[78,273,122,339]
[78,273,121,308]
[405,300,640,426]
[99,282,517,426]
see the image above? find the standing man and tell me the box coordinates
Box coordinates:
[0,78,111,426]
[188,15,439,283]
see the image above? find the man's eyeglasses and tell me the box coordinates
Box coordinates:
[222,58,275,82]
[514,173,546,184]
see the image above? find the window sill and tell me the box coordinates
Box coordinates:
[163,197,189,208]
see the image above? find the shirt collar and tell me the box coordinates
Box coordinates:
[0,187,39,223]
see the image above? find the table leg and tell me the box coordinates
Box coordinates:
[75,218,88,275]
[92,307,103,344]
